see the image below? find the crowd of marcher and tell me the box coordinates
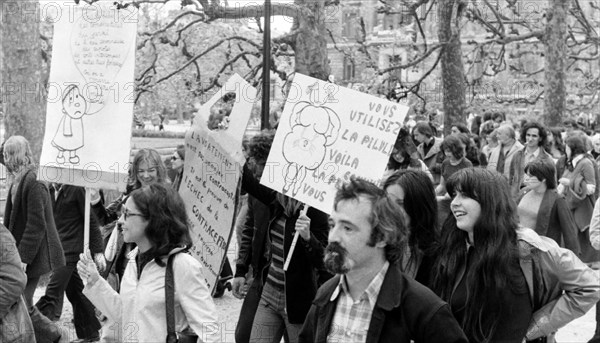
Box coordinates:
[1,110,600,343]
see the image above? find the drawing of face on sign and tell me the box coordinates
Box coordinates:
[282,82,341,196]
[51,85,91,165]
[207,92,236,131]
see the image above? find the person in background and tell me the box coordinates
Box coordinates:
[36,184,106,343]
[450,123,470,136]
[557,135,597,263]
[517,160,579,254]
[384,127,433,182]
[240,149,330,343]
[436,135,472,227]
[384,170,439,284]
[591,134,600,161]
[299,177,468,343]
[0,223,35,342]
[1,136,64,343]
[545,127,566,161]
[233,131,277,343]
[78,183,219,342]
[509,121,554,200]
[588,198,600,343]
[481,129,499,162]
[414,121,444,185]
[487,125,523,180]
[170,144,185,191]
[434,168,600,342]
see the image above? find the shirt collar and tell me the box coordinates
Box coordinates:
[572,154,584,166]
[524,146,541,158]
[330,261,390,303]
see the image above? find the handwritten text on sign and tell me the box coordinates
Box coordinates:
[181,131,242,291]
[261,73,409,214]
[39,2,137,191]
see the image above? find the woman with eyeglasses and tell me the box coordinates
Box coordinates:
[78,183,219,343]
[170,144,185,191]
[92,148,168,282]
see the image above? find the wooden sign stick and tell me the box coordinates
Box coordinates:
[283,205,309,272]
[84,187,91,252]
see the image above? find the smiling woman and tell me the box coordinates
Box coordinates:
[432,168,600,342]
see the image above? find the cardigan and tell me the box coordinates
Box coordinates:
[518,189,580,254]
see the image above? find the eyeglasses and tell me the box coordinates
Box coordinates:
[122,207,146,220]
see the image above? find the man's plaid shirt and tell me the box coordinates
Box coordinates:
[326,261,389,343]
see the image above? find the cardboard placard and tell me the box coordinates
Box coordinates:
[261,73,409,214]
[179,74,256,293]
[38,2,137,191]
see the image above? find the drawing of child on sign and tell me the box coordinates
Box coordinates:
[51,85,90,165]
[282,82,341,196]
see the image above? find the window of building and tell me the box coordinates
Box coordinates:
[342,11,359,38]
[343,56,356,80]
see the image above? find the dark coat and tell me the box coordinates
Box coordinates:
[0,224,27,319]
[299,264,468,343]
[519,189,580,254]
[51,184,104,263]
[4,169,65,278]
[240,164,331,324]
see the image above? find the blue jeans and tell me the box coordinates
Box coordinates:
[249,282,302,343]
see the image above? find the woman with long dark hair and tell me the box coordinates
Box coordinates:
[383,170,438,285]
[545,127,566,160]
[433,168,600,342]
[432,168,531,342]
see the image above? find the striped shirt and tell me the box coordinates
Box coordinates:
[327,261,389,343]
[265,217,286,291]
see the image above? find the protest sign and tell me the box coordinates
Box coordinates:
[261,73,409,214]
[39,2,137,191]
[179,74,256,293]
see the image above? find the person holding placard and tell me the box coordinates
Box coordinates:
[240,158,330,343]
[92,148,168,282]
[78,183,219,343]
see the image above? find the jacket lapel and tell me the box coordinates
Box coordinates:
[534,190,555,236]
[366,266,401,343]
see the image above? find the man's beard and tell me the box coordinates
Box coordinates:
[324,242,352,274]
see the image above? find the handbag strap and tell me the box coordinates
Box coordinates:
[165,253,178,343]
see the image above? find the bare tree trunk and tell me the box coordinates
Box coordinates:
[0,0,45,160]
[293,0,330,80]
[543,0,570,126]
[438,0,466,136]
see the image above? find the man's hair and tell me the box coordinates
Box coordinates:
[334,177,407,263]
[520,121,548,147]
[498,125,516,140]
[413,121,434,138]
[524,159,557,189]
[452,123,470,134]
[247,130,276,162]
[4,135,35,173]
